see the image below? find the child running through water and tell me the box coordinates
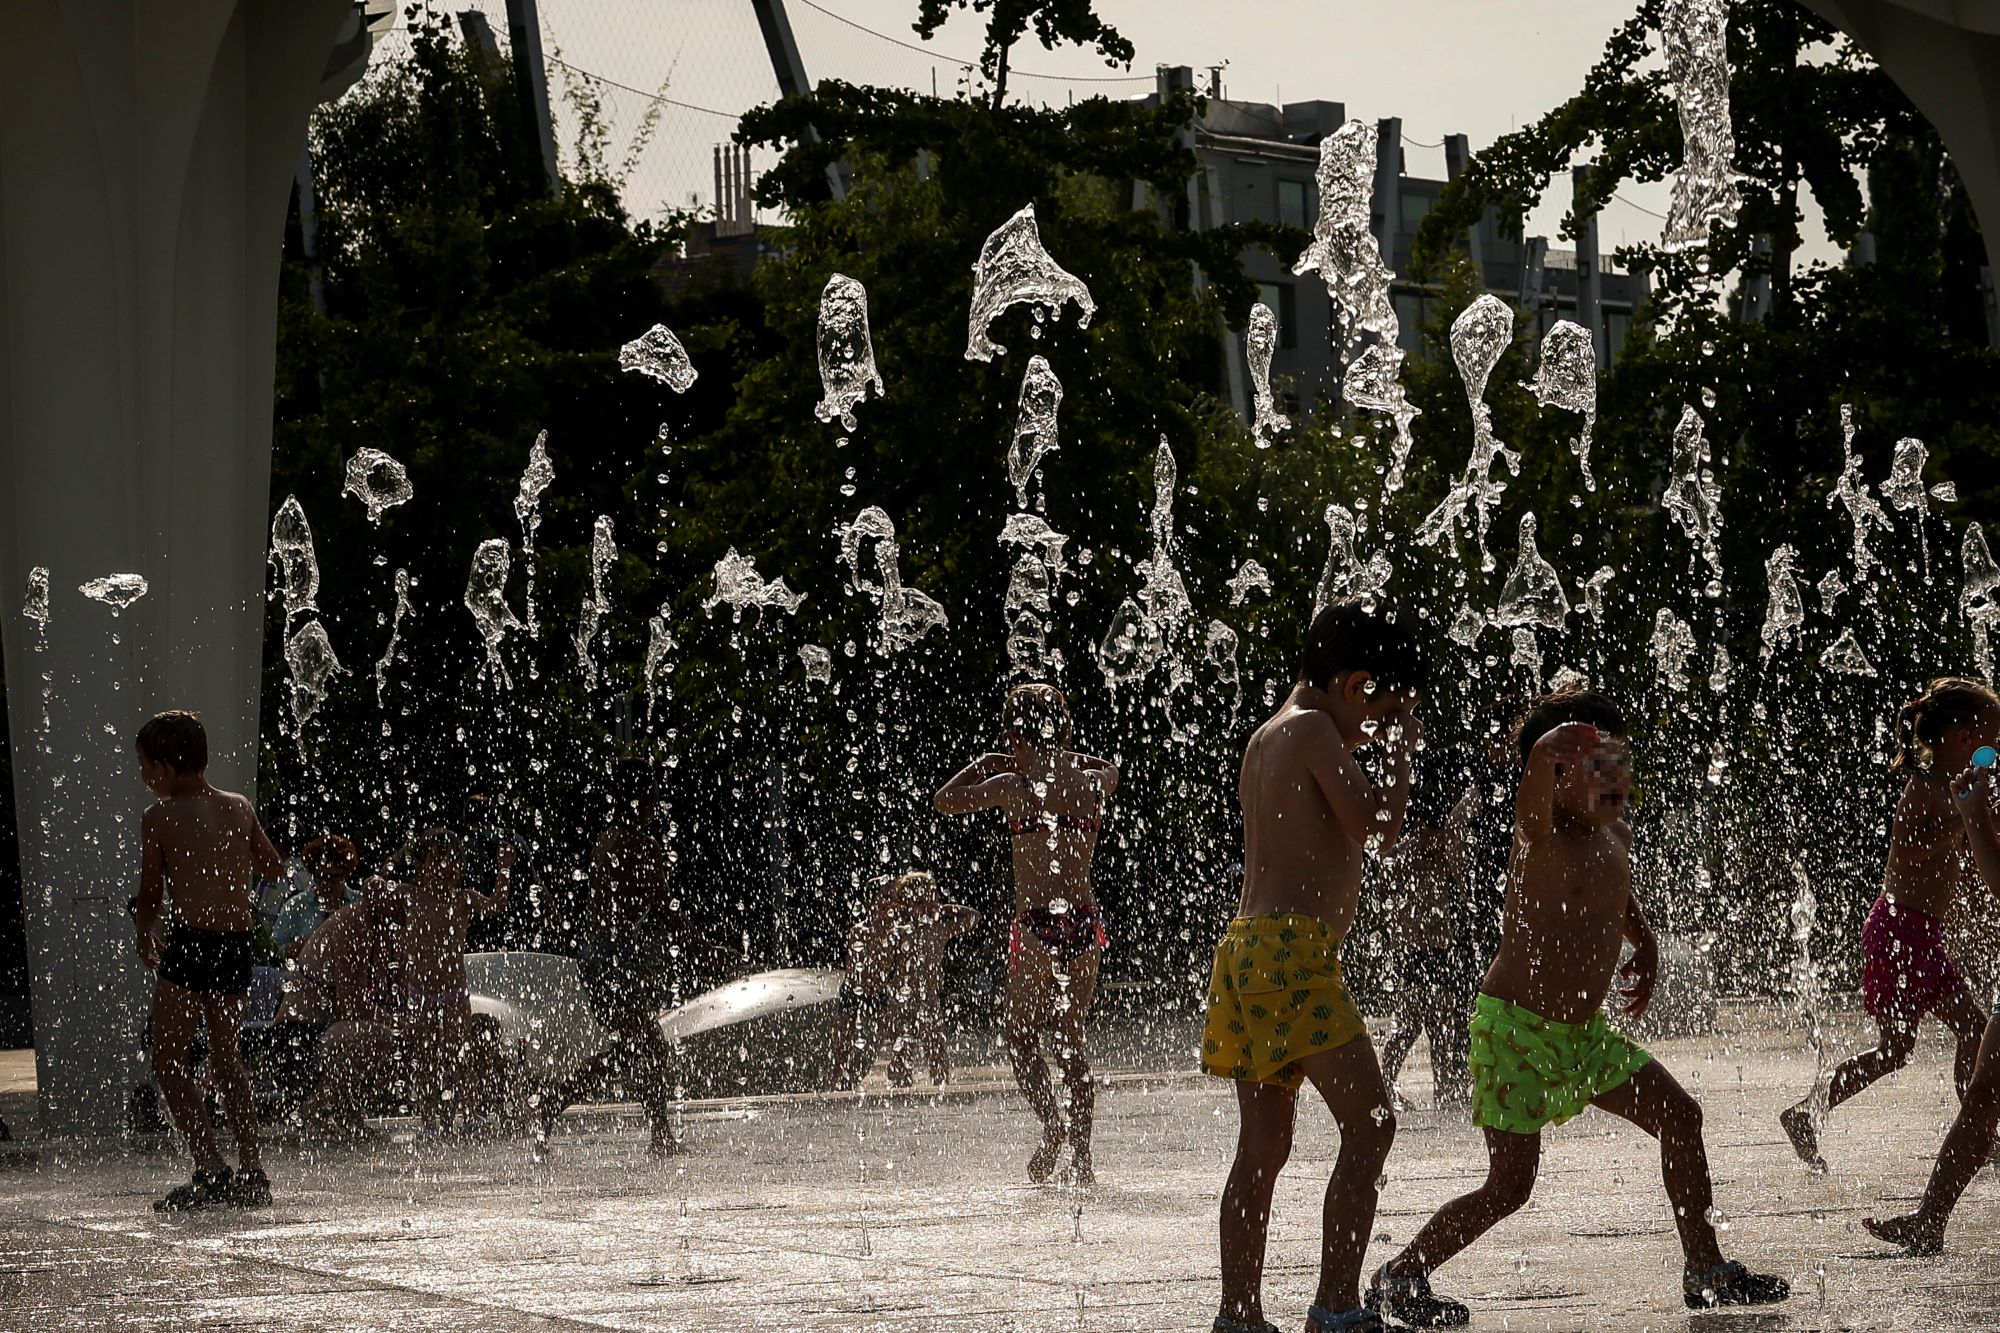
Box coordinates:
[133,710,286,1211]
[1781,680,1997,1170]
[827,871,981,1090]
[1863,702,2000,1255]
[1202,596,1422,1333]
[1368,689,1788,1327]
[935,684,1116,1185]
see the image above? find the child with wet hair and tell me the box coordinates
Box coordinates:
[1368,688,1787,1326]
[134,710,287,1211]
[828,871,981,1090]
[1782,678,1998,1171]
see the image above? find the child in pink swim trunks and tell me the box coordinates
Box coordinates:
[1782,679,1998,1171]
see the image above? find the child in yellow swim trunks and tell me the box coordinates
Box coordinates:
[1204,597,1424,1333]
[1368,689,1789,1328]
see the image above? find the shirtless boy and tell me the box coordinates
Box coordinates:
[1367,689,1787,1327]
[829,871,981,1090]
[134,710,285,1211]
[1202,596,1422,1333]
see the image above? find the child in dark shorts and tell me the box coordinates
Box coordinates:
[134,711,286,1212]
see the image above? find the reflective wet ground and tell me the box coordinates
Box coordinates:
[2,1003,1996,1331]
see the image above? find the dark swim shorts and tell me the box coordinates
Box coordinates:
[157,927,257,995]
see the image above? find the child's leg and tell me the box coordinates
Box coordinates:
[151,979,227,1173]
[1051,949,1100,1175]
[1295,1036,1400,1318]
[1934,984,1990,1099]
[1384,1126,1540,1279]
[1589,1061,1724,1270]
[1003,947,1065,1174]
[1823,1013,1919,1110]
[198,993,261,1173]
[885,1002,916,1088]
[826,1006,860,1090]
[1868,1017,2000,1251]
[1378,985,1422,1090]
[922,1003,951,1085]
[1217,1081,1298,1329]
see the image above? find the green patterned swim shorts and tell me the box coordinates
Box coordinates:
[1468,993,1651,1135]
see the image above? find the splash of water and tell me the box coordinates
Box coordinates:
[285,619,347,724]
[1660,0,1742,251]
[342,447,414,525]
[270,496,319,627]
[515,433,556,638]
[646,615,676,720]
[839,507,898,597]
[1419,294,1518,569]
[373,568,412,707]
[1343,345,1420,493]
[574,517,616,691]
[1007,357,1064,508]
[1317,503,1394,615]
[464,538,525,686]
[1815,568,1847,616]
[1650,608,1697,691]
[1759,545,1804,665]
[999,512,1069,576]
[78,573,149,615]
[1823,626,1875,676]
[1292,120,1398,353]
[1135,440,1193,644]
[1882,436,1947,575]
[1495,512,1570,632]
[1510,627,1544,679]
[1664,405,1724,594]
[1006,554,1055,678]
[1226,559,1271,606]
[814,274,884,432]
[1962,524,2000,677]
[1529,319,1597,490]
[798,643,832,684]
[1786,846,1832,1163]
[871,531,949,654]
[1582,566,1615,623]
[1204,620,1242,730]
[1826,406,1892,577]
[1246,304,1290,448]
[620,323,698,391]
[1097,598,1163,687]
[1449,603,1487,648]
[964,204,1096,362]
[23,568,49,650]
[703,547,806,622]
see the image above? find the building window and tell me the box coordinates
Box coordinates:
[1278,179,1310,231]
[1256,282,1297,350]
[1606,311,1631,363]
[1400,193,1432,233]
[1392,291,1426,353]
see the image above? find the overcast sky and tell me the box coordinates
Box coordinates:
[391,0,1841,264]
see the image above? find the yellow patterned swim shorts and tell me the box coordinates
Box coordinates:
[1468,993,1651,1135]
[1199,912,1366,1090]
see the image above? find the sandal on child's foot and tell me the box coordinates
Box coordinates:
[154,1166,234,1213]
[1305,1304,1387,1332]
[1366,1265,1470,1328]
[1683,1260,1790,1309]
[1027,1127,1065,1184]
[228,1167,272,1209]
[1778,1103,1826,1173]
[1862,1213,1943,1256]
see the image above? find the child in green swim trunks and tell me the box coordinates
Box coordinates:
[1204,596,1424,1333]
[1367,688,1789,1327]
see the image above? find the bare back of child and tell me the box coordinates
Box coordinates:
[134,711,284,1212]
[1782,680,1998,1172]
[1202,597,1422,1333]
[1369,690,1787,1328]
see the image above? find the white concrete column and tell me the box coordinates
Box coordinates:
[0,0,354,1135]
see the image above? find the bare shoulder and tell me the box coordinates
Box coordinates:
[141,800,166,830]
[1611,819,1634,851]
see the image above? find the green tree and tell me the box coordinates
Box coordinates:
[913,0,1135,108]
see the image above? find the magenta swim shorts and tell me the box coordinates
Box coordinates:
[1860,896,1966,1024]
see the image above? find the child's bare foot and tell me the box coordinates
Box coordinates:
[1067,1147,1095,1187]
[1027,1124,1065,1183]
[1779,1103,1826,1173]
[1862,1212,1943,1256]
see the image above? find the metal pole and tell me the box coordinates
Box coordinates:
[749,0,847,201]
[1572,165,1605,369]
[504,0,561,193]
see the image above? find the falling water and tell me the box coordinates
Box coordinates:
[1097,440,1190,694]
[373,568,412,707]
[1815,568,1847,617]
[1826,406,1893,578]
[78,573,149,615]
[1961,523,2000,677]
[1659,0,1742,250]
[964,204,1096,363]
[574,517,616,691]
[1343,344,1420,494]
[1582,566,1615,624]
[798,643,833,684]
[840,508,948,655]
[620,323,699,391]
[270,495,320,628]
[284,620,347,724]
[515,433,556,638]
[1759,545,1804,666]
[1529,319,1598,490]
[23,567,49,650]
[1881,436,1953,576]
[1291,119,1398,353]
[1649,609,1697,691]
[1418,294,1518,569]
[342,447,415,525]
[1203,620,1242,731]
[1005,356,1066,510]
[814,273,884,432]
[1495,513,1570,654]
[465,537,526,686]
[999,513,1068,678]
[1823,627,1876,676]
[703,548,806,621]
[1245,303,1289,448]
[1226,559,1270,606]
[645,614,676,721]
[1664,405,1725,595]
[1314,504,1393,615]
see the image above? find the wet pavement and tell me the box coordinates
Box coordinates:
[2,1003,1996,1332]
